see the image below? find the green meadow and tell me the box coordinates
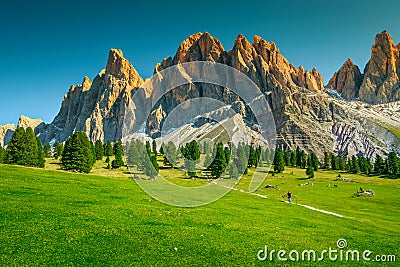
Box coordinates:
[0,161,399,266]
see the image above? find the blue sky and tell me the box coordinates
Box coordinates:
[0,0,399,125]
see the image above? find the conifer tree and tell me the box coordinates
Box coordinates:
[0,146,5,163]
[95,140,104,160]
[112,141,124,169]
[105,141,113,156]
[43,143,52,158]
[210,144,227,178]
[310,152,319,171]
[54,141,63,159]
[274,147,285,173]
[61,131,94,173]
[36,137,45,168]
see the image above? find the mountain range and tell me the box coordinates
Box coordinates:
[1,30,400,159]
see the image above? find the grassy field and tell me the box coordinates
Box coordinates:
[0,160,399,266]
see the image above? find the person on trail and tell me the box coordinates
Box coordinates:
[360,187,365,193]
[287,191,292,203]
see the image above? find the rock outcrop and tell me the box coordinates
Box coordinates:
[17,115,43,130]
[0,115,43,146]
[327,58,363,100]
[0,124,16,147]
[36,49,143,143]
[329,31,400,104]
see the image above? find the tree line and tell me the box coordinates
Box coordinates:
[2,128,400,178]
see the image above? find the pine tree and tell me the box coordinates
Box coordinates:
[290,150,297,167]
[152,140,157,158]
[301,151,307,169]
[43,143,51,158]
[387,152,399,175]
[224,146,231,165]
[324,152,331,169]
[310,152,319,171]
[54,141,63,159]
[351,155,360,174]
[95,140,104,160]
[283,151,291,166]
[159,144,164,155]
[248,146,257,167]
[143,152,159,179]
[112,141,124,169]
[5,127,26,165]
[338,156,346,171]
[374,155,385,175]
[23,127,39,167]
[274,147,285,173]
[0,146,5,163]
[331,156,339,170]
[306,163,314,178]
[36,137,45,168]
[210,144,227,178]
[145,141,151,156]
[105,141,113,156]
[61,131,95,173]
[228,161,238,179]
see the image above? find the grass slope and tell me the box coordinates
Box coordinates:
[0,163,399,266]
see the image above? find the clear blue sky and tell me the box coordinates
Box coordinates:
[0,0,399,125]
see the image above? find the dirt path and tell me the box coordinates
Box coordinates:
[214,181,348,218]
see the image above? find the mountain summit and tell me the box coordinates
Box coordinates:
[329,31,400,103]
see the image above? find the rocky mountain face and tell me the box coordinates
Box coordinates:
[0,115,43,146]
[35,49,144,143]
[2,31,399,159]
[328,31,400,104]
[327,58,363,100]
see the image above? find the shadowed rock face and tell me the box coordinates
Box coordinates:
[329,31,400,104]
[327,58,363,100]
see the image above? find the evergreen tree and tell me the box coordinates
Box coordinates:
[43,143,51,158]
[112,141,124,169]
[351,155,360,174]
[61,131,94,173]
[152,140,158,158]
[36,137,45,168]
[290,150,297,167]
[54,141,63,159]
[143,152,159,179]
[310,152,319,171]
[0,146,5,163]
[248,146,257,167]
[283,151,291,166]
[228,161,239,179]
[224,146,231,166]
[324,152,331,169]
[181,140,200,177]
[210,144,227,178]
[300,151,307,169]
[145,141,151,156]
[374,155,385,175]
[331,156,339,170]
[94,140,104,160]
[387,152,399,175]
[306,163,314,178]
[159,144,164,155]
[5,127,27,165]
[105,141,113,156]
[338,156,346,171]
[274,147,285,173]
[296,148,302,168]
[23,127,39,167]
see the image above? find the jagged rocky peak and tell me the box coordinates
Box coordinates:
[331,30,400,103]
[17,115,43,129]
[172,32,225,64]
[105,48,143,88]
[327,58,362,100]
